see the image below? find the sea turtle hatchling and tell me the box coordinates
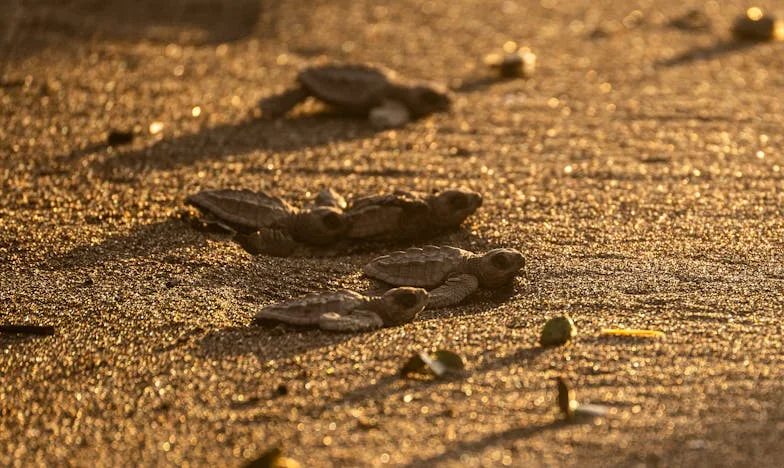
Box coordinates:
[254,287,429,332]
[187,187,483,255]
[345,188,483,241]
[363,246,525,308]
[186,188,350,256]
[259,64,452,127]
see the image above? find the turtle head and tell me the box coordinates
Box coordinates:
[427,188,483,228]
[291,206,349,245]
[472,249,525,288]
[400,85,452,116]
[374,287,429,326]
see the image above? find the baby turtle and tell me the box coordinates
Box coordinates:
[259,64,452,127]
[254,287,429,332]
[186,188,350,256]
[540,315,577,347]
[363,246,525,308]
[346,188,483,241]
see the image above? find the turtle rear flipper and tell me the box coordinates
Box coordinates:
[319,310,384,332]
[312,188,347,210]
[428,274,480,308]
[259,87,310,118]
[234,229,307,257]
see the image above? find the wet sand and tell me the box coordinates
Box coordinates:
[1,0,783,466]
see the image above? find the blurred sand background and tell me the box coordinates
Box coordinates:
[1,0,783,466]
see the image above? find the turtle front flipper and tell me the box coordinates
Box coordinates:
[428,274,480,308]
[318,310,384,332]
[259,87,310,118]
[234,229,307,257]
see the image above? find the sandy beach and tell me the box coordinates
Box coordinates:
[1,0,783,466]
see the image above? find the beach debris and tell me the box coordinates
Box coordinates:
[669,9,712,31]
[484,43,537,78]
[244,447,301,468]
[106,130,134,146]
[600,328,664,338]
[187,187,482,255]
[364,246,524,308]
[0,324,55,336]
[539,316,577,347]
[259,63,451,127]
[254,287,428,332]
[400,349,465,378]
[573,404,611,419]
[556,376,610,422]
[732,8,781,41]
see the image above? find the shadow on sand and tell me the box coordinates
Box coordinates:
[86,113,385,179]
[317,342,547,413]
[405,419,567,467]
[451,75,519,94]
[657,38,766,67]
[1,0,269,54]
[40,217,210,271]
[198,324,357,363]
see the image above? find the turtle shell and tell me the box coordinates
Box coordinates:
[186,189,295,233]
[363,246,473,288]
[346,193,430,240]
[298,64,394,114]
[255,289,367,326]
